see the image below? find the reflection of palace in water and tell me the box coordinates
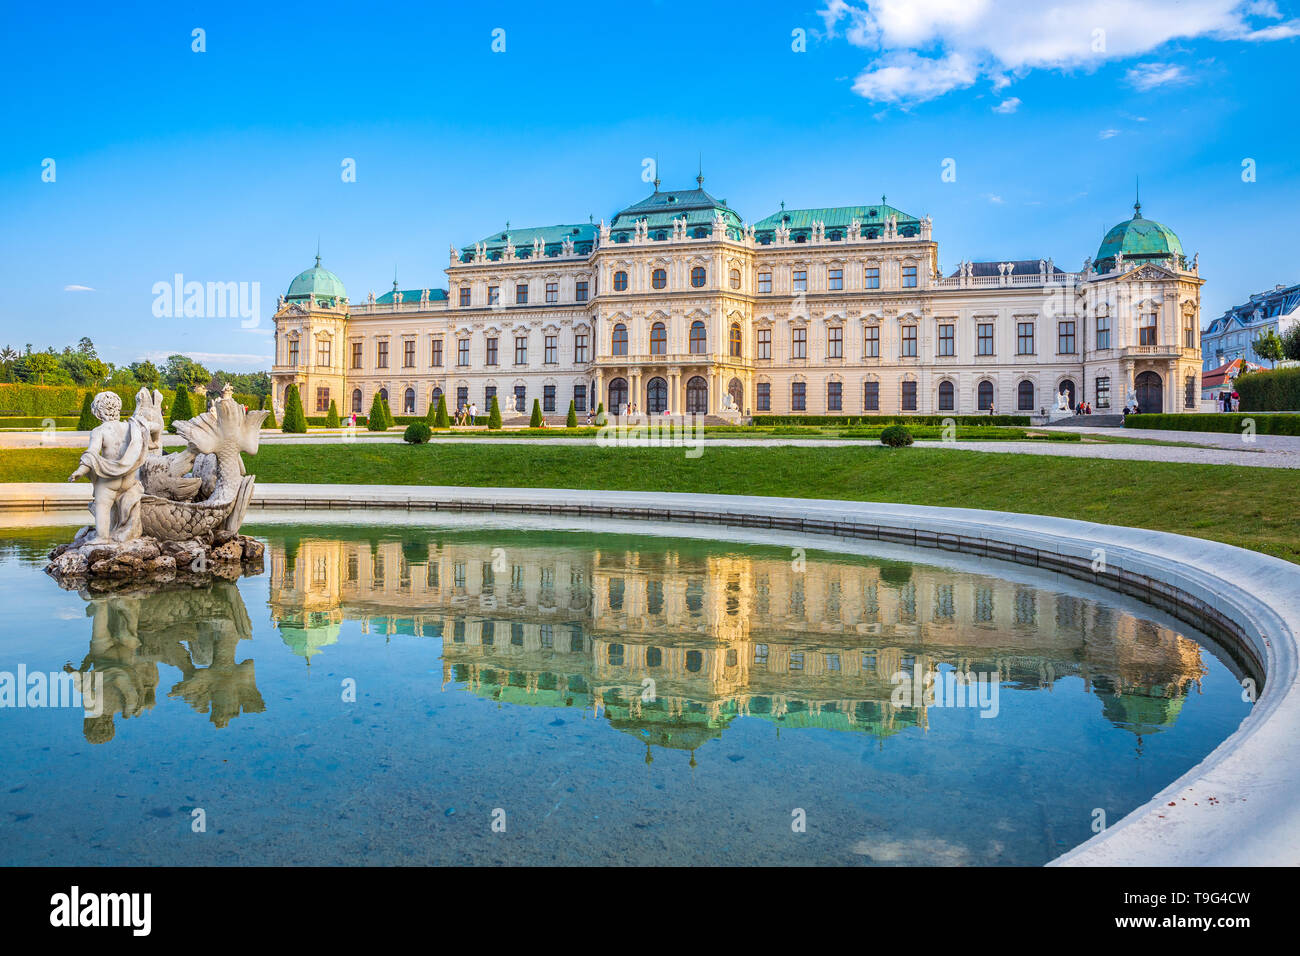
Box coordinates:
[67,582,265,744]
[268,532,1209,759]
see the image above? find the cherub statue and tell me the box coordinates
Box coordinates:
[68,391,152,544]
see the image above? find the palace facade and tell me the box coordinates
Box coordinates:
[271,182,1205,420]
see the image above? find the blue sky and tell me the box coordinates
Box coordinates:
[1,0,1298,371]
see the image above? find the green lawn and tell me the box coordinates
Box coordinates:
[6,443,1297,564]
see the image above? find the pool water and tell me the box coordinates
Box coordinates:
[0,521,1255,866]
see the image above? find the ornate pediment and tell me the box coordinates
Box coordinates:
[1124,265,1174,281]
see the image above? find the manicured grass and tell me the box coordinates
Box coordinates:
[4,443,1295,564]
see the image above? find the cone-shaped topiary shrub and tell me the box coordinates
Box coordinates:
[381,398,394,429]
[530,398,543,428]
[77,392,96,430]
[168,387,194,434]
[324,399,340,428]
[367,394,388,431]
[488,396,502,429]
[433,393,449,428]
[594,402,606,426]
[260,393,276,429]
[566,400,577,428]
[281,384,308,433]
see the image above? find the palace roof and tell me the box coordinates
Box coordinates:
[375,287,449,305]
[1203,282,1300,336]
[286,256,347,304]
[1095,201,1184,269]
[609,185,745,240]
[948,260,1067,277]
[459,223,598,262]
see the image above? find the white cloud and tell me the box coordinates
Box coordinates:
[1126,62,1188,90]
[993,96,1021,113]
[64,284,95,292]
[819,0,1300,104]
[1098,128,1121,139]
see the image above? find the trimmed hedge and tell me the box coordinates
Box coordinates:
[0,382,260,418]
[1235,366,1300,412]
[750,414,1032,427]
[1125,412,1300,436]
[0,416,79,428]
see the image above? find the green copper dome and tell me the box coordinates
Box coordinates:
[286,255,347,303]
[1095,201,1183,269]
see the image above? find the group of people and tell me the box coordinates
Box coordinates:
[1217,390,1241,412]
[1072,401,1096,416]
[454,402,479,426]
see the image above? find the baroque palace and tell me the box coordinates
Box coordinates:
[271,179,1204,420]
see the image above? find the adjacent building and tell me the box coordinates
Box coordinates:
[1201,282,1300,369]
[271,184,1205,419]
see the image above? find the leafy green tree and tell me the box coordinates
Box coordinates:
[324,399,340,428]
[281,384,308,433]
[433,393,450,428]
[1281,325,1300,362]
[129,360,162,388]
[367,393,389,431]
[167,386,195,433]
[15,351,67,385]
[566,399,578,428]
[530,398,543,428]
[1254,329,1285,368]
[77,392,96,430]
[162,354,210,390]
[487,396,502,429]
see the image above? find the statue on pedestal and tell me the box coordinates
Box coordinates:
[67,392,152,544]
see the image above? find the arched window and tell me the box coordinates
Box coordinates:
[690,266,706,287]
[1059,379,1076,409]
[729,323,742,357]
[613,270,628,291]
[1017,380,1035,411]
[652,268,667,290]
[650,322,667,355]
[431,387,442,410]
[689,321,707,354]
[612,323,628,356]
[728,378,744,410]
[977,380,994,411]
[609,377,628,412]
[686,376,708,414]
[647,377,668,413]
[378,387,389,404]
[938,380,954,411]
[352,389,363,414]
[404,388,415,414]
[729,268,741,290]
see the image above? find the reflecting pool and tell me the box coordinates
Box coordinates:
[0,519,1256,865]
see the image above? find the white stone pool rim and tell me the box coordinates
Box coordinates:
[4,481,1296,867]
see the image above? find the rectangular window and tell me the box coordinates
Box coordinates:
[1017,322,1034,355]
[938,323,954,356]
[573,385,586,413]
[791,327,807,359]
[1185,376,1197,409]
[1140,313,1157,346]
[457,386,468,409]
[351,341,362,369]
[1184,316,1196,349]
[544,335,557,364]
[756,382,770,411]
[317,338,330,366]
[485,337,498,366]
[513,386,525,412]
[901,325,917,357]
[901,380,917,411]
[792,270,807,292]
[574,333,588,363]
[977,323,994,356]
[459,287,471,307]
[828,326,843,359]
[863,381,879,411]
[1058,321,1076,354]
[457,339,469,367]
[864,326,880,357]
[545,281,558,304]
[515,336,527,364]
[791,381,806,411]
[865,267,880,289]
[1096,376,1110,409]
[902,265,918,288]
[543,385,556,412]
[403,339,415,368]
[828,267,843,291]
[376,340,388,368]
[485,385,496,410]
[487,285,500,305]
[316,387,329,412]
[1096,316,1111,350]
[515,283,528,304]
[758,272,772,293]
[575,280,588,302]
[827,381,842,411]
[757,328,771,359]
[431,338,443,367]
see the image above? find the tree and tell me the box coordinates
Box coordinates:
[487,395,502,429]
[167,386,195,433]
[530,398,543,428]
[325,399,340,428]
[1253,329,1285,368]
[15,351,67,385]
[433,393,450,429]
[381,397,395,428]
[566,399,578,428]
[162,354,211,390]
[281,384,308,433]
[367,393,389,431]
[260,393,276,429]
[1282,325,1300,362]
[129,360,162,388]
[77,392,96,430]
[595,402,606,426]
